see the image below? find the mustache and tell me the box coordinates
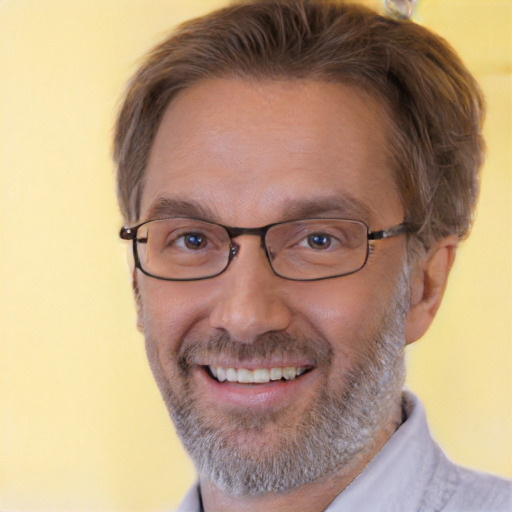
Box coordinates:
[178,332,333,370]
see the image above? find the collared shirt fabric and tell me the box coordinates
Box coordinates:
[174,391,512,512]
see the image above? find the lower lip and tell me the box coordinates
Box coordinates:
[194,366,318,409]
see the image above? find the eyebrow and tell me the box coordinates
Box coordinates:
[143,194,373,225]
[278,196,373,223]
[144,197,220,222]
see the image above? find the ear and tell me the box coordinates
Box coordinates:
[405,235,458,345]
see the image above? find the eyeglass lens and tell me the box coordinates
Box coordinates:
[134,218,369,281]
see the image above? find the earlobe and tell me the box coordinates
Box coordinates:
[405,235,458,345]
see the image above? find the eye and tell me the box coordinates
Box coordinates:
[306,233,332,250]
[177,232,207,250]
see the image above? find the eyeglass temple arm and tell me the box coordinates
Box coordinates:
[368,223,408,241]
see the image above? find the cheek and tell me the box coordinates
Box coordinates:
[290,273,394,356]
[137,278,218,387]
[137,277,218,346]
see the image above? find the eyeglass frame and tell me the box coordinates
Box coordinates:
[119,217,409,282]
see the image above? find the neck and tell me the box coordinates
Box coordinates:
[199,406,403,512]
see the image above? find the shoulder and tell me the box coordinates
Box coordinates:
[442,465,512,512]
[399,392,511,512]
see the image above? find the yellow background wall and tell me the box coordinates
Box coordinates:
[0,1,510,510]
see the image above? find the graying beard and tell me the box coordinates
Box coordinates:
[148,276,409,496]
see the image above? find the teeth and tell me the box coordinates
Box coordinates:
[253,368,270,383]
[216,367,226,382]
[208,365,307,384]
[270,367,282,381]
[238,368,254,383]
[226,368,238,382]
[282,367,297,380]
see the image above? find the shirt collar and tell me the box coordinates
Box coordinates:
[325,390,434,511]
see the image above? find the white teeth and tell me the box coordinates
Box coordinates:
[270,367,282,381]
[282,367,297,380]
[208,365,307,384]
[226,368,238,382]
[253,368,270,383]
[238,368,254,383]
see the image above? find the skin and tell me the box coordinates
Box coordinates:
[133,78,457,512]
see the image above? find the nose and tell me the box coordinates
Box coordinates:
[209,237,292,342]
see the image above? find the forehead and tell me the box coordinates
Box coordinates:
[141,78,403,227]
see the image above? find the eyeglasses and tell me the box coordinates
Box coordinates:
[119,217,408,282]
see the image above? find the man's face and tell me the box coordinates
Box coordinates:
[136,79,410,494]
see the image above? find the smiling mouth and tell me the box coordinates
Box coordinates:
[206,365,311,384]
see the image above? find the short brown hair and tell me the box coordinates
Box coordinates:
[113,0,485,249]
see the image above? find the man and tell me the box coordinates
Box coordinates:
[114,1,511,510]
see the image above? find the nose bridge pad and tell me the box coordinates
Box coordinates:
[229,242,239,260]
[227,233,273,271]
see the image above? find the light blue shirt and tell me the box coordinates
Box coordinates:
[175,392,511,511]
